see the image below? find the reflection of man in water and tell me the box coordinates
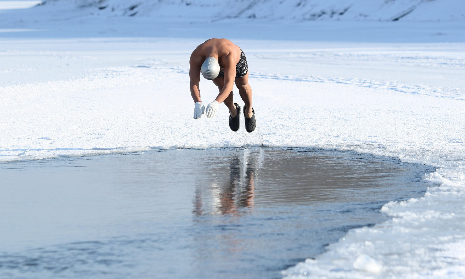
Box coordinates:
[219,156,255,214]
[190,38,256,133]
[193,151,259,216]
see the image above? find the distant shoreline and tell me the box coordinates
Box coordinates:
[0,1,41,11]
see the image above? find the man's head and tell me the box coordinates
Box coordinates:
[201,57,220,80]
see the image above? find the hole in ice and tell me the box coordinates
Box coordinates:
[0,147,435,278]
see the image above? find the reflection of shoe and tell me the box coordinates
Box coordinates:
[243,106,256,133]
[229,103,240,132]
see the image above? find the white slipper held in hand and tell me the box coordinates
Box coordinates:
[193,102,205,119]
[206,101,220,118]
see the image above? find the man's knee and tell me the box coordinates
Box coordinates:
[213,78,224,89]
[236,83,250,93]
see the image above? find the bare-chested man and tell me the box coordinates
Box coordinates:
[189,38,256,133]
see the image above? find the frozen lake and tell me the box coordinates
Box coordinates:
[1,1,464,277]
[0,148,435,278]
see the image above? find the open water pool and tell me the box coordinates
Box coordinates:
[0,147,435,278]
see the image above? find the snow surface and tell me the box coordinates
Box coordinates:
[0,1,41,11]
[1,1,465,278]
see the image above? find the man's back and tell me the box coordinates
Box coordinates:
[192,38,241,66]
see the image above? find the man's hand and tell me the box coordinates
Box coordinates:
[193,102,205,119]
[206,101,220,118]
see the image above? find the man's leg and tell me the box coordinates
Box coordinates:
[235,73,253,118]
[213,78,238,117]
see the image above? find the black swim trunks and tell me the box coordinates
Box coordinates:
[217,49,248,78]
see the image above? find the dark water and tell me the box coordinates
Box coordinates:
[0,148,435,279]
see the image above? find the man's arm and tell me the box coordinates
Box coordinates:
[189,53,202,103]
[204,52,236,118]
[190,52,206,119]
[214,53,236,103]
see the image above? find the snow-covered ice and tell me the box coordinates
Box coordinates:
[1,0,465,278]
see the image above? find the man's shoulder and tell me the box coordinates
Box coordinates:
[190,50,203,66]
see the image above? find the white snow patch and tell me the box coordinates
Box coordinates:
[353,254,383,273]
[0,1,41,11]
